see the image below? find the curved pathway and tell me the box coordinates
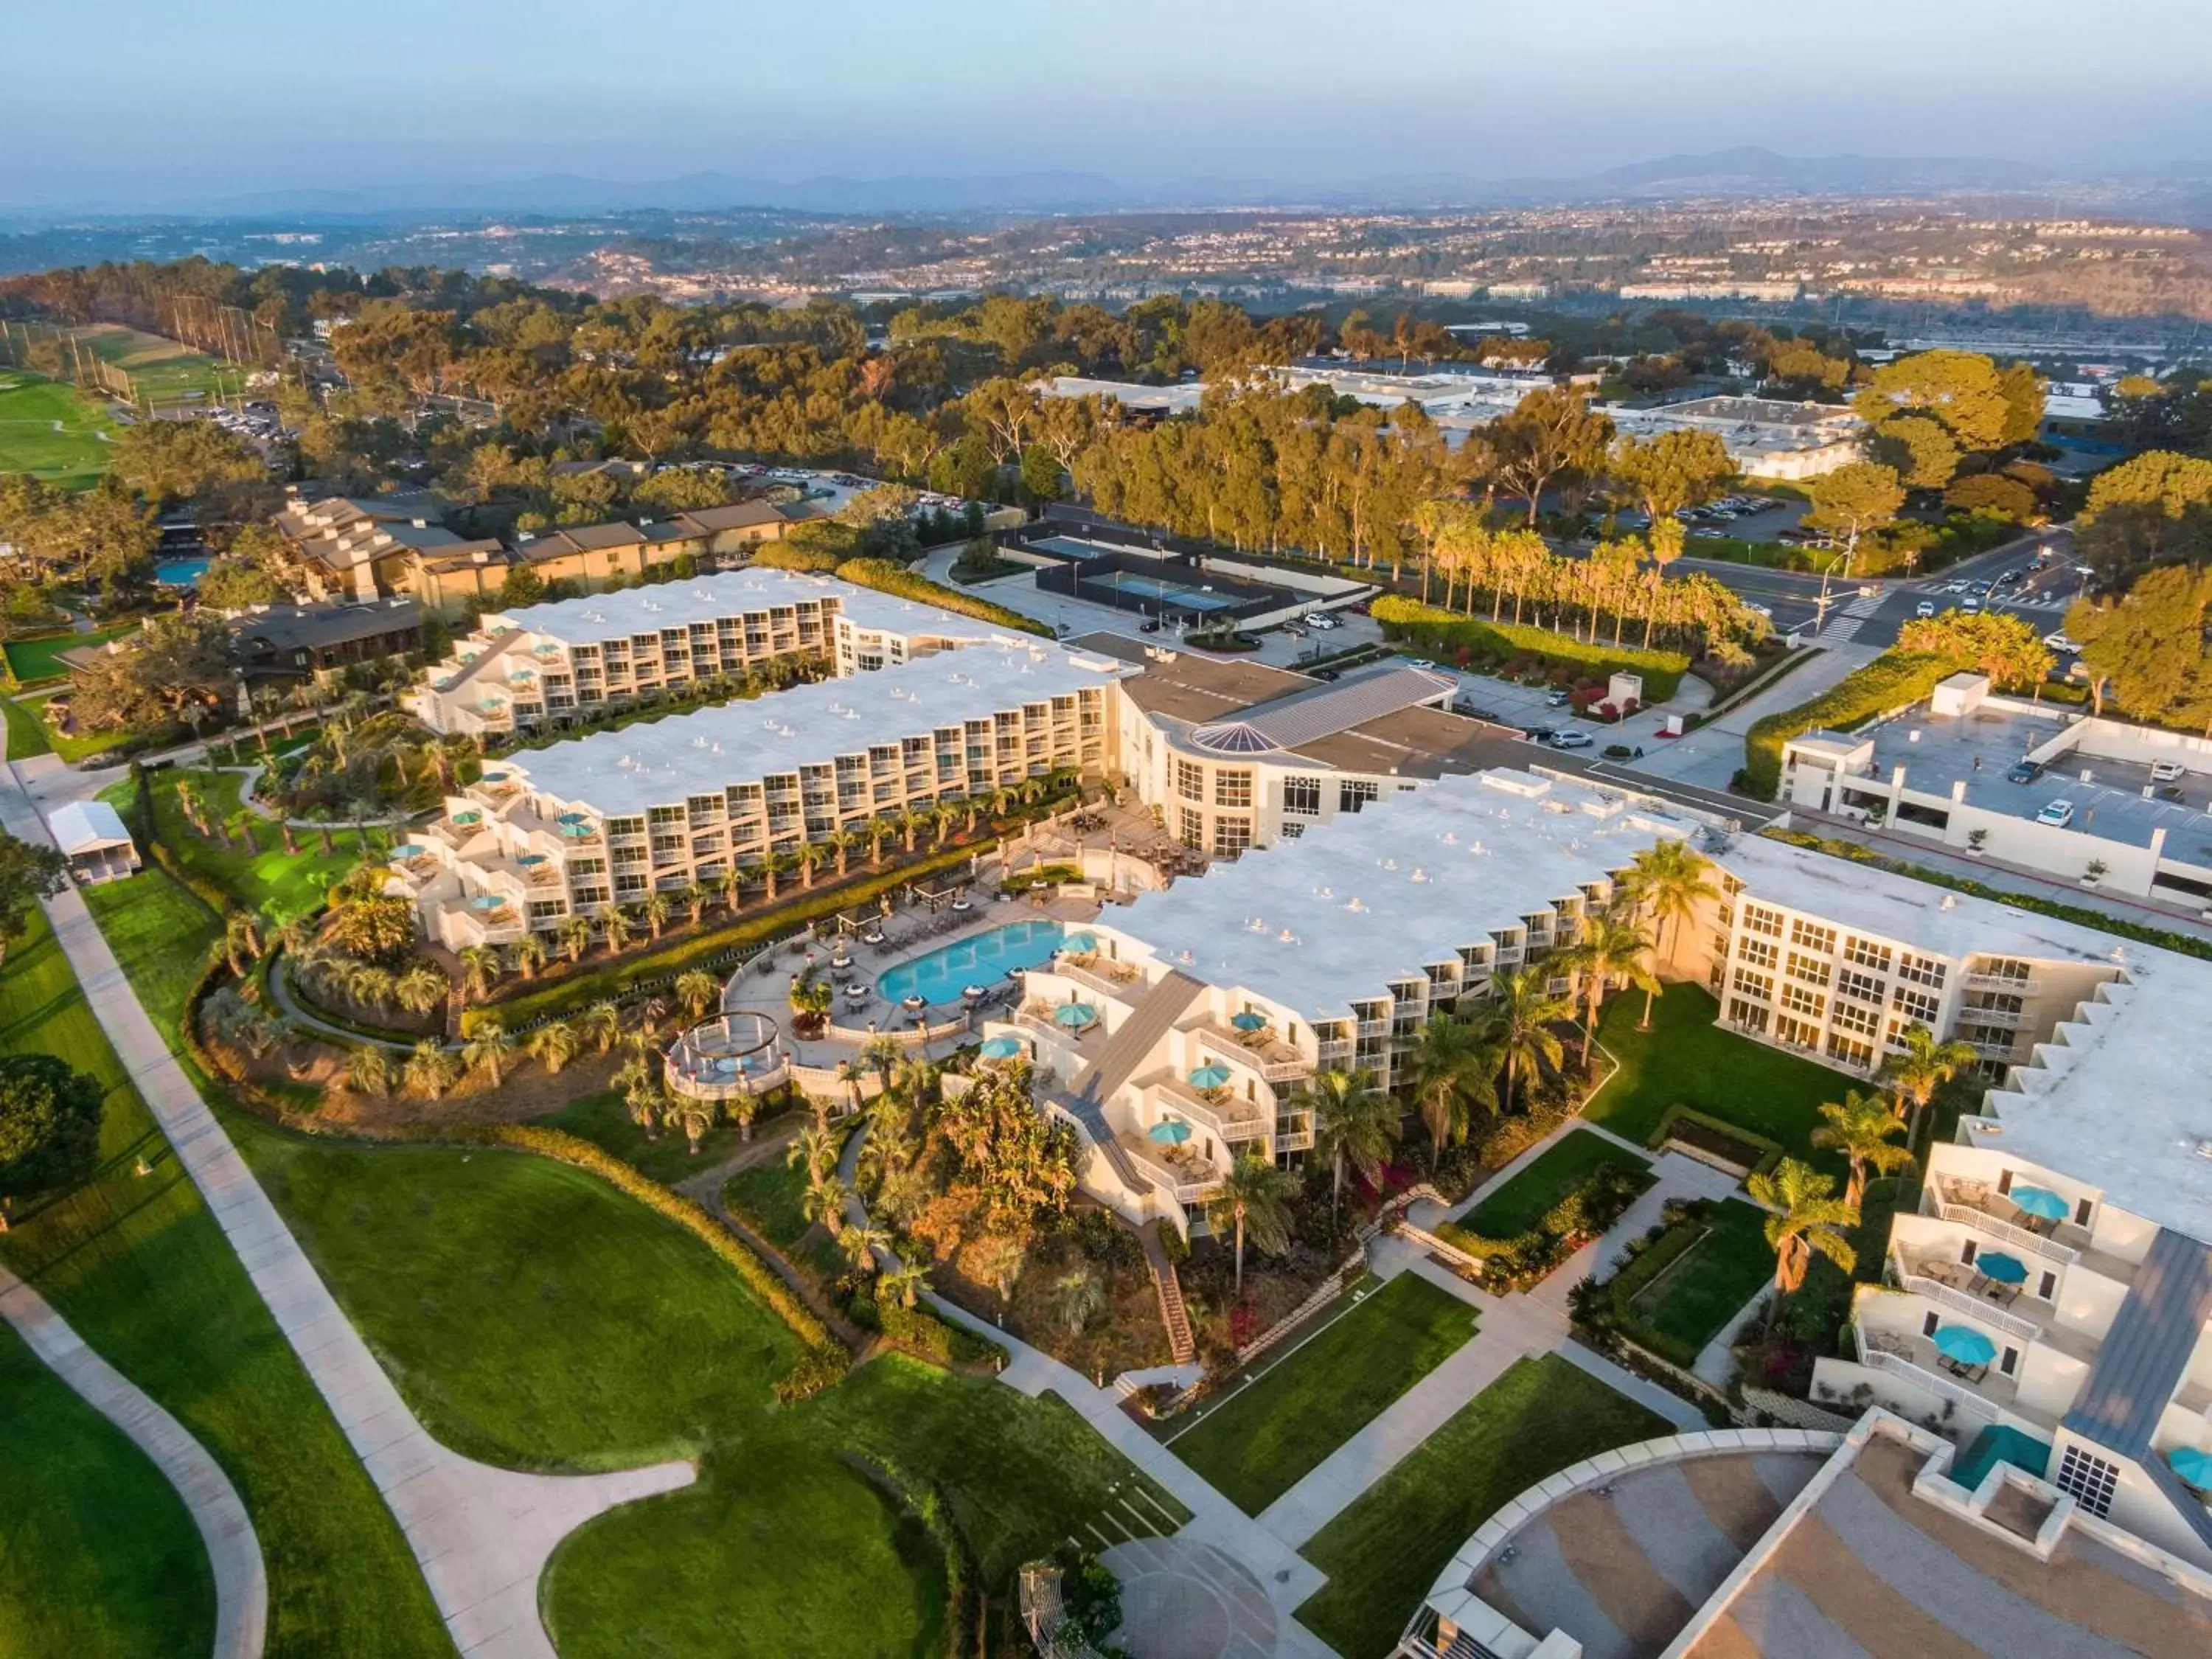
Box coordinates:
[0,1263,268,1659]
[1,763,696,1659]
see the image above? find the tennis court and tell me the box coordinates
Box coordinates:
[1089,570,1239,611]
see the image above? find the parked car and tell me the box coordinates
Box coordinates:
[1545,688,1573,707]
[1961,597,1983,613]
[2037,799,2076,828]
[1745,602,1773,619]
[1546,730,1595,751]
[2152,760,2187,782]
[2007,759,2042,785]
[1916,599,1937,618]
[1522,726,1557,744]
[2043,631,2081,653]
[1405,657,1439,670]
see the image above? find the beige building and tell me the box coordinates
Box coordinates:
[275,494,509,613]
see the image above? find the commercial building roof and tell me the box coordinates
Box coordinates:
[48,799,133,855]
[1113,768,1690,1020]
[1039,375,1208,417]
[505,643,1124,818]
[230,599,421,654]
[2065,1228,2212,1461]
[484,569,1005,648]
[1187,664,1457,755]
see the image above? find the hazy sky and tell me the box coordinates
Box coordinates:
[8,0,2211,209]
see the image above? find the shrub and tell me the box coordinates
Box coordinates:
[1742,650,1958,799]
[1371,596,1688,700]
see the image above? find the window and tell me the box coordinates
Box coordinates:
[1214,769,1251,809]
[1790,919,1837,953]
[1845,936,1893,972]
[1742,904,1784,939]
[1282,775,1323,816]
[1178,807,1205,849]
[1978,957,2034,985]
[1175,759,1206,802]
[1898,953,1947,989]
[1732,968,1773,1001]
[1781,983,1826,1020]
[2053,1447,2120,1519]
[1739,937,1778,970]
[1774,1013,1821,1049]
[1211,818,1252,858]
[1786,951,1832,987]
[1279,823,1304,840]
[1891,986,1941,1024]
[1832,999,1880,1039]
[1339,779,1380,815]
[1826,1032,1874,1069]
[1728,998,1770,1032]
[1837,968,1885,1006]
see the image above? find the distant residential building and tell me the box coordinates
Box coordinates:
[1610,394,1866,481]
[273,493,508,614]
[1618,279,1802,302]
[228,599,424,683]
[47,800,140,884]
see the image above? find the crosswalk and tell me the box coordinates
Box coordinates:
[1819,591,1886,642]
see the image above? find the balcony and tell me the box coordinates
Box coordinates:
[1194,1023,1312,1083]
[1056,957,1143,1002]
[1150,1075,1270,1143]
[1958,1005,2026,1029]
[1117,1133,1221,1206]
[1889,1248,2045,1343]
[1964,973,2040,996]
[1857,1332,2006,1425]
[1926,1178,2079,1264]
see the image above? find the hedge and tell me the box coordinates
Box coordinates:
[835,557,1053,639]
[1647,1105,1782,1177]
[1370,596,1688,700]
[1741,650,1957,800]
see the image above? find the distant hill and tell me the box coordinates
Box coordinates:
[1571,147,2053,198]
[209,170,1130,219]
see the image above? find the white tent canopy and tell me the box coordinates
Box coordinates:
[48,799,134,856]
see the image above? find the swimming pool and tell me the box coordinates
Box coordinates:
[877,919,1065,1005]
[153,557,210,587]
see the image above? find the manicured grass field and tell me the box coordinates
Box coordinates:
[228,1116,1188,1658]
[1294,1355,1670,1659]
[0,370,115,487]
[537,1087,763,1185]
[101,765,381,925]
[0,903,450,1655]
[1615,1199,1776,1363]
[1583,984,1852,1171]
[75,324,246,409]
[723,1147,815,1247]
[1172,1275,1478,1514]
[0,1321,215,1659]
[83,868,219,1034]
[1,692,52,759]
[1461,1127,1652,1238]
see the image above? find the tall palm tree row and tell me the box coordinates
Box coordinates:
[1558,912,1655,1071]
[1402,1017,1500,1155]
[1616,840,1719,1026]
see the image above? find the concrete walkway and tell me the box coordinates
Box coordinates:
[2,763,697,1659]
[0,1262,268,1659]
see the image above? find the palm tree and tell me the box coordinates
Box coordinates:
[558,913,594,964]
[680,882,710,927]
[1402,1015,1499,1155]
[580,998,623,1054]
[666,1095,717,1155]
[403,1039,458,1102]
[1879,1025,1979,1142]
[1307,1067,1399,1216]
[347,1045,392,1098]
[828,827,861,878]
[898,805,927,854]
[881,1260,931,1310]
[639,891,672,942]
[789,1124,841,1182]
[1747,1158,1858,1311]
[601,907,637,957]
[395,961,446,1017]
[1051,1268,1106,1335]
[675,970,720,1020]
[1486,966,1572,1113]
[457,946,500,1005]
[717,864,745,915]
[841,1222,891,1272]
[1813,1090,1916,1208]
[508,933,549,981]
[863,815,895,866]
[801,1172,848,1237]
[861,1034,905,1099]
[1558,914,1655,1071]
[796,843,827,891]
[463,1020,515,1086]
[1615,841,1719,1024]
[529,1019,581,1075]
[613,1057,658,1131]
[349,964,395,1009]
[220,911,262,976]
[1205,1153,1295,1297]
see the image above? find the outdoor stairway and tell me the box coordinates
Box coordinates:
[1051,970,1205,1191]
[1139,1220,1196,1366]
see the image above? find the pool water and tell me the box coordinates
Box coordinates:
[877,919,1065,1005]
[153,557,210,587]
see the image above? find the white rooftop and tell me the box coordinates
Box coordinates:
[484,568,1005,648]
[48,799,133,855]
[1109,769,1691,1021]
[1717,831,2129,967]
[503,644,1124,818]
[1971,945,2212,1247]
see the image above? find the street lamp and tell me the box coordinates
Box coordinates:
[1813,526,1860,633]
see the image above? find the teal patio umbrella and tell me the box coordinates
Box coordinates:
[1062,933,1098,954]
[2168,1446,2212,1489]
[1932,1325,1997,1367]
[1231,1011,1267,1032]
[2009,1186,2068,1222]
[977,1036,1024,1060]
[1187,1062,1233,1091]
[1148,1119,1192,1146]
[1052,1002,1099,1028]
[1975,1251,2029,1285]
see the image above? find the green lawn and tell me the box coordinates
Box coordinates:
[1172,1275,1478,1514]
[1461,1127,1652,1238]
[3,622,142,687]
[537,1087,765,1185]
[1613,1199,1776,1365]
[82,869,220,1035]
[1294,1356,1671,1659]
[723,1148,815,1247]
[224,1117,1188,1658]
[75,324,246,410]
[101,766,380,925]
[1,691,52,759]
[0,1320,215,1659]
[0,370,116,487]
[0,903,450,1656]
[1584,984,1852,1170]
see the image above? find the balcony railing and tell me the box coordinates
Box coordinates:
[1928,1179,2081,1263]
[1964,973,2040,995]
[1152,1078,1270,1142]
[1194,1025,1310,1082]
[1890,1251,2045,1342]
[1958,1005,2025,1029]
[1860,1343,2003,1423]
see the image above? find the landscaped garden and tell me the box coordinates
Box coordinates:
[1458,1128,1650,1237]
[1293,1354,1671,1659]
[1581,984,1853,1173]
[0,904,451,1656]
[1433,1127,1655,1290]
[1169,1273,1478,1514]
[1584,1197,1776,1368]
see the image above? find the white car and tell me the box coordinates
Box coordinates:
[1745,602,1773,619]
[2152,761,2187,783]
[2037,799,2076,828]
[1307,612,1340,630]
[1915,600,1937,618]
[2043,632,2081,653]
[1405,658,1439,671]
[1546,730,1595,751]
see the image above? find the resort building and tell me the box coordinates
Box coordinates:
[274,493,509,613]
[389,641,1122,950]
[406,570,1021,737]
[1779,669,2212,908]
[995,768,1695,1234]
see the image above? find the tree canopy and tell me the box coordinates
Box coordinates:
[0,1052,103,1198]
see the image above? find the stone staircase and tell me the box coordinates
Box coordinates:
[1139,1219,1195,1365]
